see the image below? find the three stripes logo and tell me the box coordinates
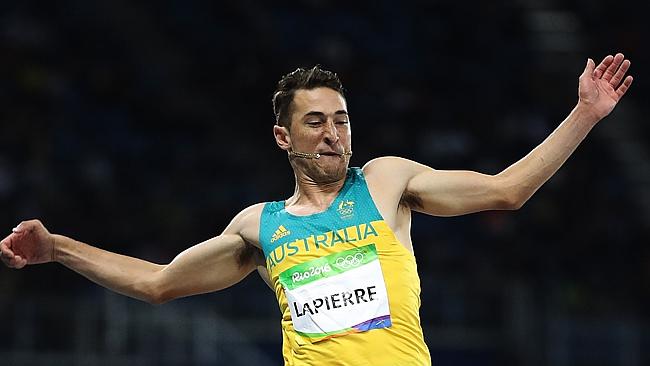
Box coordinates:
[271,225,291,243]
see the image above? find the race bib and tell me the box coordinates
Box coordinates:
[279,244,392,342]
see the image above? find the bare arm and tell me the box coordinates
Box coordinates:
[53,232,259,304]
[1,204,265,304]
[404,105,603,215]
[366,53,633,217]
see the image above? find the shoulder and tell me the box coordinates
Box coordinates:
[233,202,267,223]
[362,157,439,211]
[222,202,267,248]
[362,156,432,182]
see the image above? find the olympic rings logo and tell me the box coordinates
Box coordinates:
[338,208,353,215]
[334,252,364,269]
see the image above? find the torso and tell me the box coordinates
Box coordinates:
[252,167,430,366]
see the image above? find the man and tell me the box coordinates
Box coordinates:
[1,53,634,365]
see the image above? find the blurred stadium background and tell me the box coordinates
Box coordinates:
[0,1,648,365]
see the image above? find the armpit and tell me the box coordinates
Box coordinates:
[235,241,262,268]
[399,191,423,211]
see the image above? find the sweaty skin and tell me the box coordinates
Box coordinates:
[0,53,634,359]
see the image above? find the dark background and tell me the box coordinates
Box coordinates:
[0,1,648,365]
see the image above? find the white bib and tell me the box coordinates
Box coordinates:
[279,244,392,341]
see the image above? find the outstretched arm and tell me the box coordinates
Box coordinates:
[0,205,265,304]
[366,53,633,217]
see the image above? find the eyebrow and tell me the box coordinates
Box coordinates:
[303,110,348,117]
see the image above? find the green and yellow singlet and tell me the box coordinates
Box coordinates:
[260,168,431,365]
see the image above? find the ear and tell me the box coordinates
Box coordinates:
[273,124,291,152]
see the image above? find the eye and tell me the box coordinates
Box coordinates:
[335,120,349,125]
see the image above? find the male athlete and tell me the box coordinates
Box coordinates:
[1,53,634,365]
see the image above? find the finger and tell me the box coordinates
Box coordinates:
[580,58,595,79]
[6,255,24,269]
[1,238,15,253]
[16,219,43,234]
[602,53,624,82]
[610,59,631,88]
[1,246,14,259]
[6,254,22,268]
[12,222,26,233]
[15,256,27,269]
[1,250,14,265]
[1,233,16,250]
[0,238,10,250]
[594,55,613,78]
[616,75,633,98]
[1,239,18,267]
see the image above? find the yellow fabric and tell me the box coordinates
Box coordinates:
[267,220,431,365]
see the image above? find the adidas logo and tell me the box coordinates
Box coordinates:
[271,225,291,243]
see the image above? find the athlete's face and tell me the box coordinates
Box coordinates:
[274,87,352,183]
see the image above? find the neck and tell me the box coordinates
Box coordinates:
[285,168,347,215]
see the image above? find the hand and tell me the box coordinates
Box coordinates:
[578,53,633,122]
[0,219,56,269]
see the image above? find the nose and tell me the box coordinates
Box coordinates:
[323,120,339,144]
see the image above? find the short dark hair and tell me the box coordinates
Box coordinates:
[272,65,345,129]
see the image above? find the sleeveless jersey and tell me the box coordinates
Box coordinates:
[260,168,431,365]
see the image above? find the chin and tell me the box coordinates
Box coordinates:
[311,160,349,183]
[291,154,350,184]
